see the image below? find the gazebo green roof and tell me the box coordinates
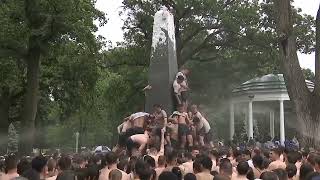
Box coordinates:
[232,74,314,94]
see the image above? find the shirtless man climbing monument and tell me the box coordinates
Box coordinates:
[171,104,193,150]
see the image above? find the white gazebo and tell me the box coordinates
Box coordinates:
[229,74,314,145]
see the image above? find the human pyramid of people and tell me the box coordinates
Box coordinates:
[114,69,213,157]
[2,69,320,180]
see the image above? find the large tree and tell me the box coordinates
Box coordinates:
[274,0,320,147]
[0,0,106,154]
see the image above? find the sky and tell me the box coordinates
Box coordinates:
[95,0,320,72]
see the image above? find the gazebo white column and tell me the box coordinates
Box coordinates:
[248,100,254,139]
[230,103,235,140]
[269,111,275,138]
[279,100,285,145]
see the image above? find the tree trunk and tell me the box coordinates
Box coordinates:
[19,48,41,155]
[275,0,320,147]
[0,90,10,154]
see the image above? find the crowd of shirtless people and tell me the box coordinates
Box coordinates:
[3,69,320,180]
[115,69,213,156]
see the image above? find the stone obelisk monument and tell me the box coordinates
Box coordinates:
[145,6,178,113]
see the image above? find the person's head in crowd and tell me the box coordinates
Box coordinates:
[260,171,279,180]
[219,158,233,178]
[159,171,178,180]
[117,158,128,172]
[286,163,297,180]
[177,75,185,84]
[109,169,122,180]
[199,155,212,172]
[191,147,200,159]
[150,169,157,180]
[177,104,184,113]
[243,149,251,161]
[270,148,282,161]
[105,152,118,167]
[172,167,182,180]
[23,156,48,180]
[5,154,18,174]
[247,167,255,180]
[166,151,177,167]
[213,174,231,180]
[286,152,298,165]
[58,155,72,171]
[184,173,196,180]
[300,163,315,180]
[209,150,219,162]
[273,168,288,180]
[252,148,261,157]
[153,104,163,113]
[74,155,86,169]
[127,156,138,174]
[47,158,57,176]
[158,155,166,168]
[305,172,320,180]
[32,156,48,176]
[193,157,202,174]
[252,154,264,170]
[17,158,31,175]
[190,104,198,114]
[143,155,156,169]
[134,159,152,180]
[236,161,249,177]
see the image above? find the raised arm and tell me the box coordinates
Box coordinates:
[117,123,124,134]
[159,128,165,156]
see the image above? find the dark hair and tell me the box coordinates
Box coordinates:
[273,168,288,180]
[144,155,156,168]
[308,153,318,166]
[244,149,251,157]
[285,163,297,178]
[117,158,128,171]
[127,156,138,174]
[17,158,31,175]
[109,169,122,180]
[105,152,118,165]
[300,163,314,180]
[219,158,233,176]
[32,156,47,173]
[58,156,72,171]
[200,155,212,170]
[159,171,178,180]
[184,173,196,180]
[134,160,152,180]
[5,154,18,173]
[236,161,249,175]
[305,172,320,180]
[246,168,255,180]
[172,167,182,180]
[185,152,193,160]
[252,154,264,169]
[260,171,279,180]
[287,152,299,164]
[166,151,177,163]
[158,155,166,167]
